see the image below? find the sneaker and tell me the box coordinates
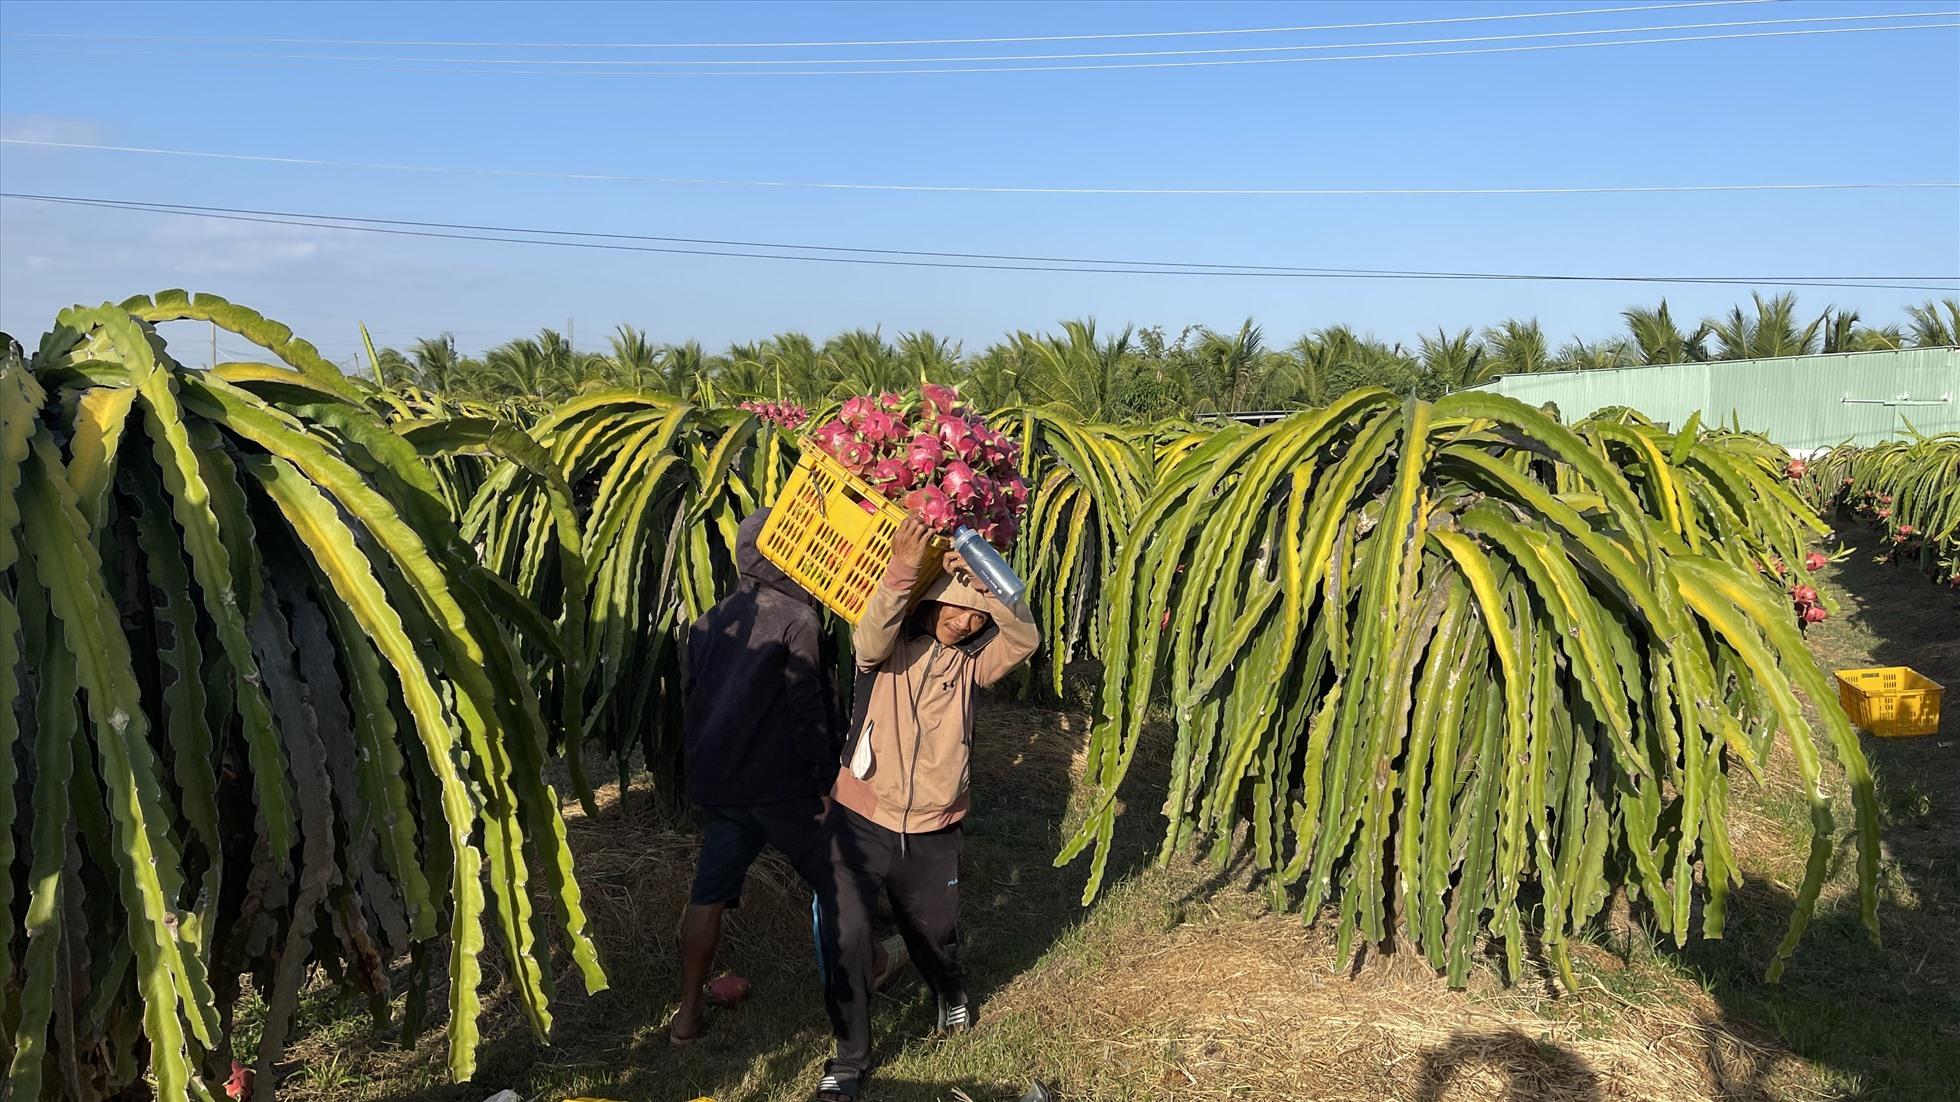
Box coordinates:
[935,997,974,1035]
[815,1072,860,1101]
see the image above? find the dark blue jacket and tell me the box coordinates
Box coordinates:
[683,508,840,806]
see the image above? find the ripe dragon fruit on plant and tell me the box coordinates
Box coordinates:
[739,399,811,431]
[807,385,1028,546]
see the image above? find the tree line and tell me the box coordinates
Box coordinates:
[371,294,1960,420]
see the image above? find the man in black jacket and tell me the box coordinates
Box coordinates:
[670,508,840,1044]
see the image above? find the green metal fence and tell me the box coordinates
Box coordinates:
[1467,348,1958,450]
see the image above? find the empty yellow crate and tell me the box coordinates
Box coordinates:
[756,447,941,624]
[1835,666,1945,738]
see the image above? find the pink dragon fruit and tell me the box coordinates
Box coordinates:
[839,440,874,474]
[1000,476,1028,511]
[972,473,999,511]
[941,460,979,507]
[812,419,852,455]
[739,399,811,431]
[1804,551,1828,571]
[935,414,978,457]
[906,435,945,478]
[806,386,1029,545]
[840,396,877,426]
[921,383,961,417]
[860,409,902,448]
[1801,605,1829,624]
[870,457,915,493]
[904,484,956,529]
[979,511,1018,547]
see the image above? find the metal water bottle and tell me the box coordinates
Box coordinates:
[951,526,1026,605]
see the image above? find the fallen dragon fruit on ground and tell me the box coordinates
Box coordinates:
[808,384,1028,546]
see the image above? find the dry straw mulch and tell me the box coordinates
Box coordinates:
[986,906,1802,1102]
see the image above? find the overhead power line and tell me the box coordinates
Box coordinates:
[5,20,1951,75]
[0,1,1778,49]
[5,192,1952,292]
[8,139,1956,197]
[12,10,1944,66]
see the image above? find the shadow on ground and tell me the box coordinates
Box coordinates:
[1412,1030,1601,1102]
[309,694,1164,1102]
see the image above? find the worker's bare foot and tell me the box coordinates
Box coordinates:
[668,1005,708,1046]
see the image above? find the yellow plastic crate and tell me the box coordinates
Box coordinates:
[756,447,942,624]
[1835,666,1945,738]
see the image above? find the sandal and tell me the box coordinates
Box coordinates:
[815,1072,861,1101]
[935,997,974,1036]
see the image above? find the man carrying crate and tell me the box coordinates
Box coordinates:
[810,513,1039,1102]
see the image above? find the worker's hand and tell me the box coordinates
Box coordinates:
[943,549,992,596]
[890,513,934,572]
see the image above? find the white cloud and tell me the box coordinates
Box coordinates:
[148,216,332,275]
[0,115,108,145]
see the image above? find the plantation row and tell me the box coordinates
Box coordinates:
[1801,434,1960,587]
[373,294,1960,419]
[0,293,1892,1101]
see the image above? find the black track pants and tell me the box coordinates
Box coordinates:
[814,804,965,1082]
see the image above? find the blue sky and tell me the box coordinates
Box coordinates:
[2,0,1956,368]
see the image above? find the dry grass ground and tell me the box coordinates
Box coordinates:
[270,521,1958,1101]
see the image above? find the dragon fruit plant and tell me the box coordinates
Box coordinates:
[739,399,810,431]
[808,384,1028,547]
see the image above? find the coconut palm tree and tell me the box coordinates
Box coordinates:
[484,329,599,400]
[1273,330,1343,408]
[715,340,774,398]
[958,342,1032,412]
[1190,319,1270,413]
[897,330,963,384]
[823,329,908,397]
[653,339,713,398]
[603,324,662,390]
[366,346,412,387]
[1553,337,1634,372]
[1010,318,1133,419]
[1906,298,1960,347]
[1621,300,1711,365]
[1481,319,1552,377]
[406,334,477,392]
[1705,293,1826,360]
[757,332,825,400]
[1417,327,1491,393]
[1821,309,1906,354]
